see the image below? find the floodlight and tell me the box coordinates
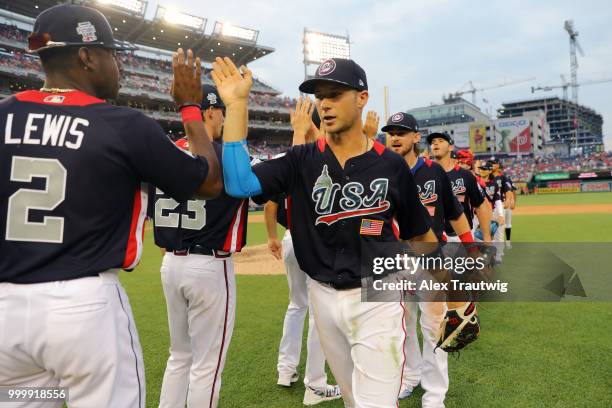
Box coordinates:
[96,0,146,15]
[156,6,206,31]
[303,30,350,64]
[213,22,258,43]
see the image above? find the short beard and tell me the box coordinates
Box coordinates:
[398,144,413,157]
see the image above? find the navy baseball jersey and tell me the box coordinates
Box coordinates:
[485,176,502,203]
[251,138,432,289]
[270,194,291,229]
[411,158,464,240]
[445,166,485,231]
[152,141,248,252]
[493,174,511,201]
[0,90,209,283]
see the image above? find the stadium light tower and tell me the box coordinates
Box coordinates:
[96,0,147,16]
[155,5,206,32]
[213,22,258,43]
[302,28,350,80]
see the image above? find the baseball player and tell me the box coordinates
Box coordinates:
[0,5,221,407]
[454,150,496,241]
[490,160,516,246]
[213,56,479,407]
[265,195,341,405]
[429,140,493,243]
[265,97,341,405]
[152,85,248,408]
[383,114,476,407]
[477,162,505,262]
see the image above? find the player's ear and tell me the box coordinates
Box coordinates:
[77,47,94,72]
[356,90,368,109]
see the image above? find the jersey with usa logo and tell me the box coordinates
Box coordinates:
[251,137,431,289]
[152,141,248,252]
[485,176,502,203]
[445,166,485,231]
[0,90,209,283]
[411,158,464,240]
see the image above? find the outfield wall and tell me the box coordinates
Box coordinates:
[536,180,612,194]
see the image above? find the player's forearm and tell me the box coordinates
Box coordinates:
[183,119,222,199]
[222,141,263,197]
[475,203,492,241]
[449,214,471,238]
[407,228,439,257]
[222,101,249,142]
[264,201,279,239]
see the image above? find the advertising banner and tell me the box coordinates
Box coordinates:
[535,172,570,181]
[495,117,532,154]
[581,182,611,192]
[536,186,581,194]
[469,124,488,153]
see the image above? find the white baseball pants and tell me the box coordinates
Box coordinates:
[277,231,328,390]
[158,252,236,408]
[309,280,406,408]
[504,208,512,229]
[0,270,145,408]
[403,300,448,408]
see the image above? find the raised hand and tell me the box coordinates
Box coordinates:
[171,48,202,106]
[210,57,253,108]
[290,96,316,140]
[363,110,380,139]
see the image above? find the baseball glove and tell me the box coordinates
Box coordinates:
[435,301,480,353]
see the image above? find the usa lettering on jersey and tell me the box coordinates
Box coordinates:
[312,164,390,226]
[418,180,438,204]
[451,178,466,195]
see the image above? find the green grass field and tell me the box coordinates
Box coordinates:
[121,192,612,407]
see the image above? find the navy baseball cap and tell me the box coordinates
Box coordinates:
[27,4,135,54]
[427,131,454,145]
[201,84,225,110]
[299,58,368,94]
[479,162,493,170]
[381,112,418,133]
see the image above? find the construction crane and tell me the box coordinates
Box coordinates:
[445,77,536,105]
[564,20,584,104]
[531,77,612,99]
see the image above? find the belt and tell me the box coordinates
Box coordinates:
[170,244,231,258]
[317,280,361,291]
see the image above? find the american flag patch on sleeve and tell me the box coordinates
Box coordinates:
[360,219,384,236]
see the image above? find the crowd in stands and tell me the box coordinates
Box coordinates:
[533,152,612,173]
[0,51,41,74]
[493,152,612,182]
[248,140,288,158]
[0,21,296,109]
[0,23,27,43]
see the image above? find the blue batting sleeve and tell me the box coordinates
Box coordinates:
[222,141,263,197]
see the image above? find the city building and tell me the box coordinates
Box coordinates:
[498,97,604,154]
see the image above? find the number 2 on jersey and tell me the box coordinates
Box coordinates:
[5,156,66,243]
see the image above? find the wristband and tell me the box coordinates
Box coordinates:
[180,105,202,123]
[459,231,475,244]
